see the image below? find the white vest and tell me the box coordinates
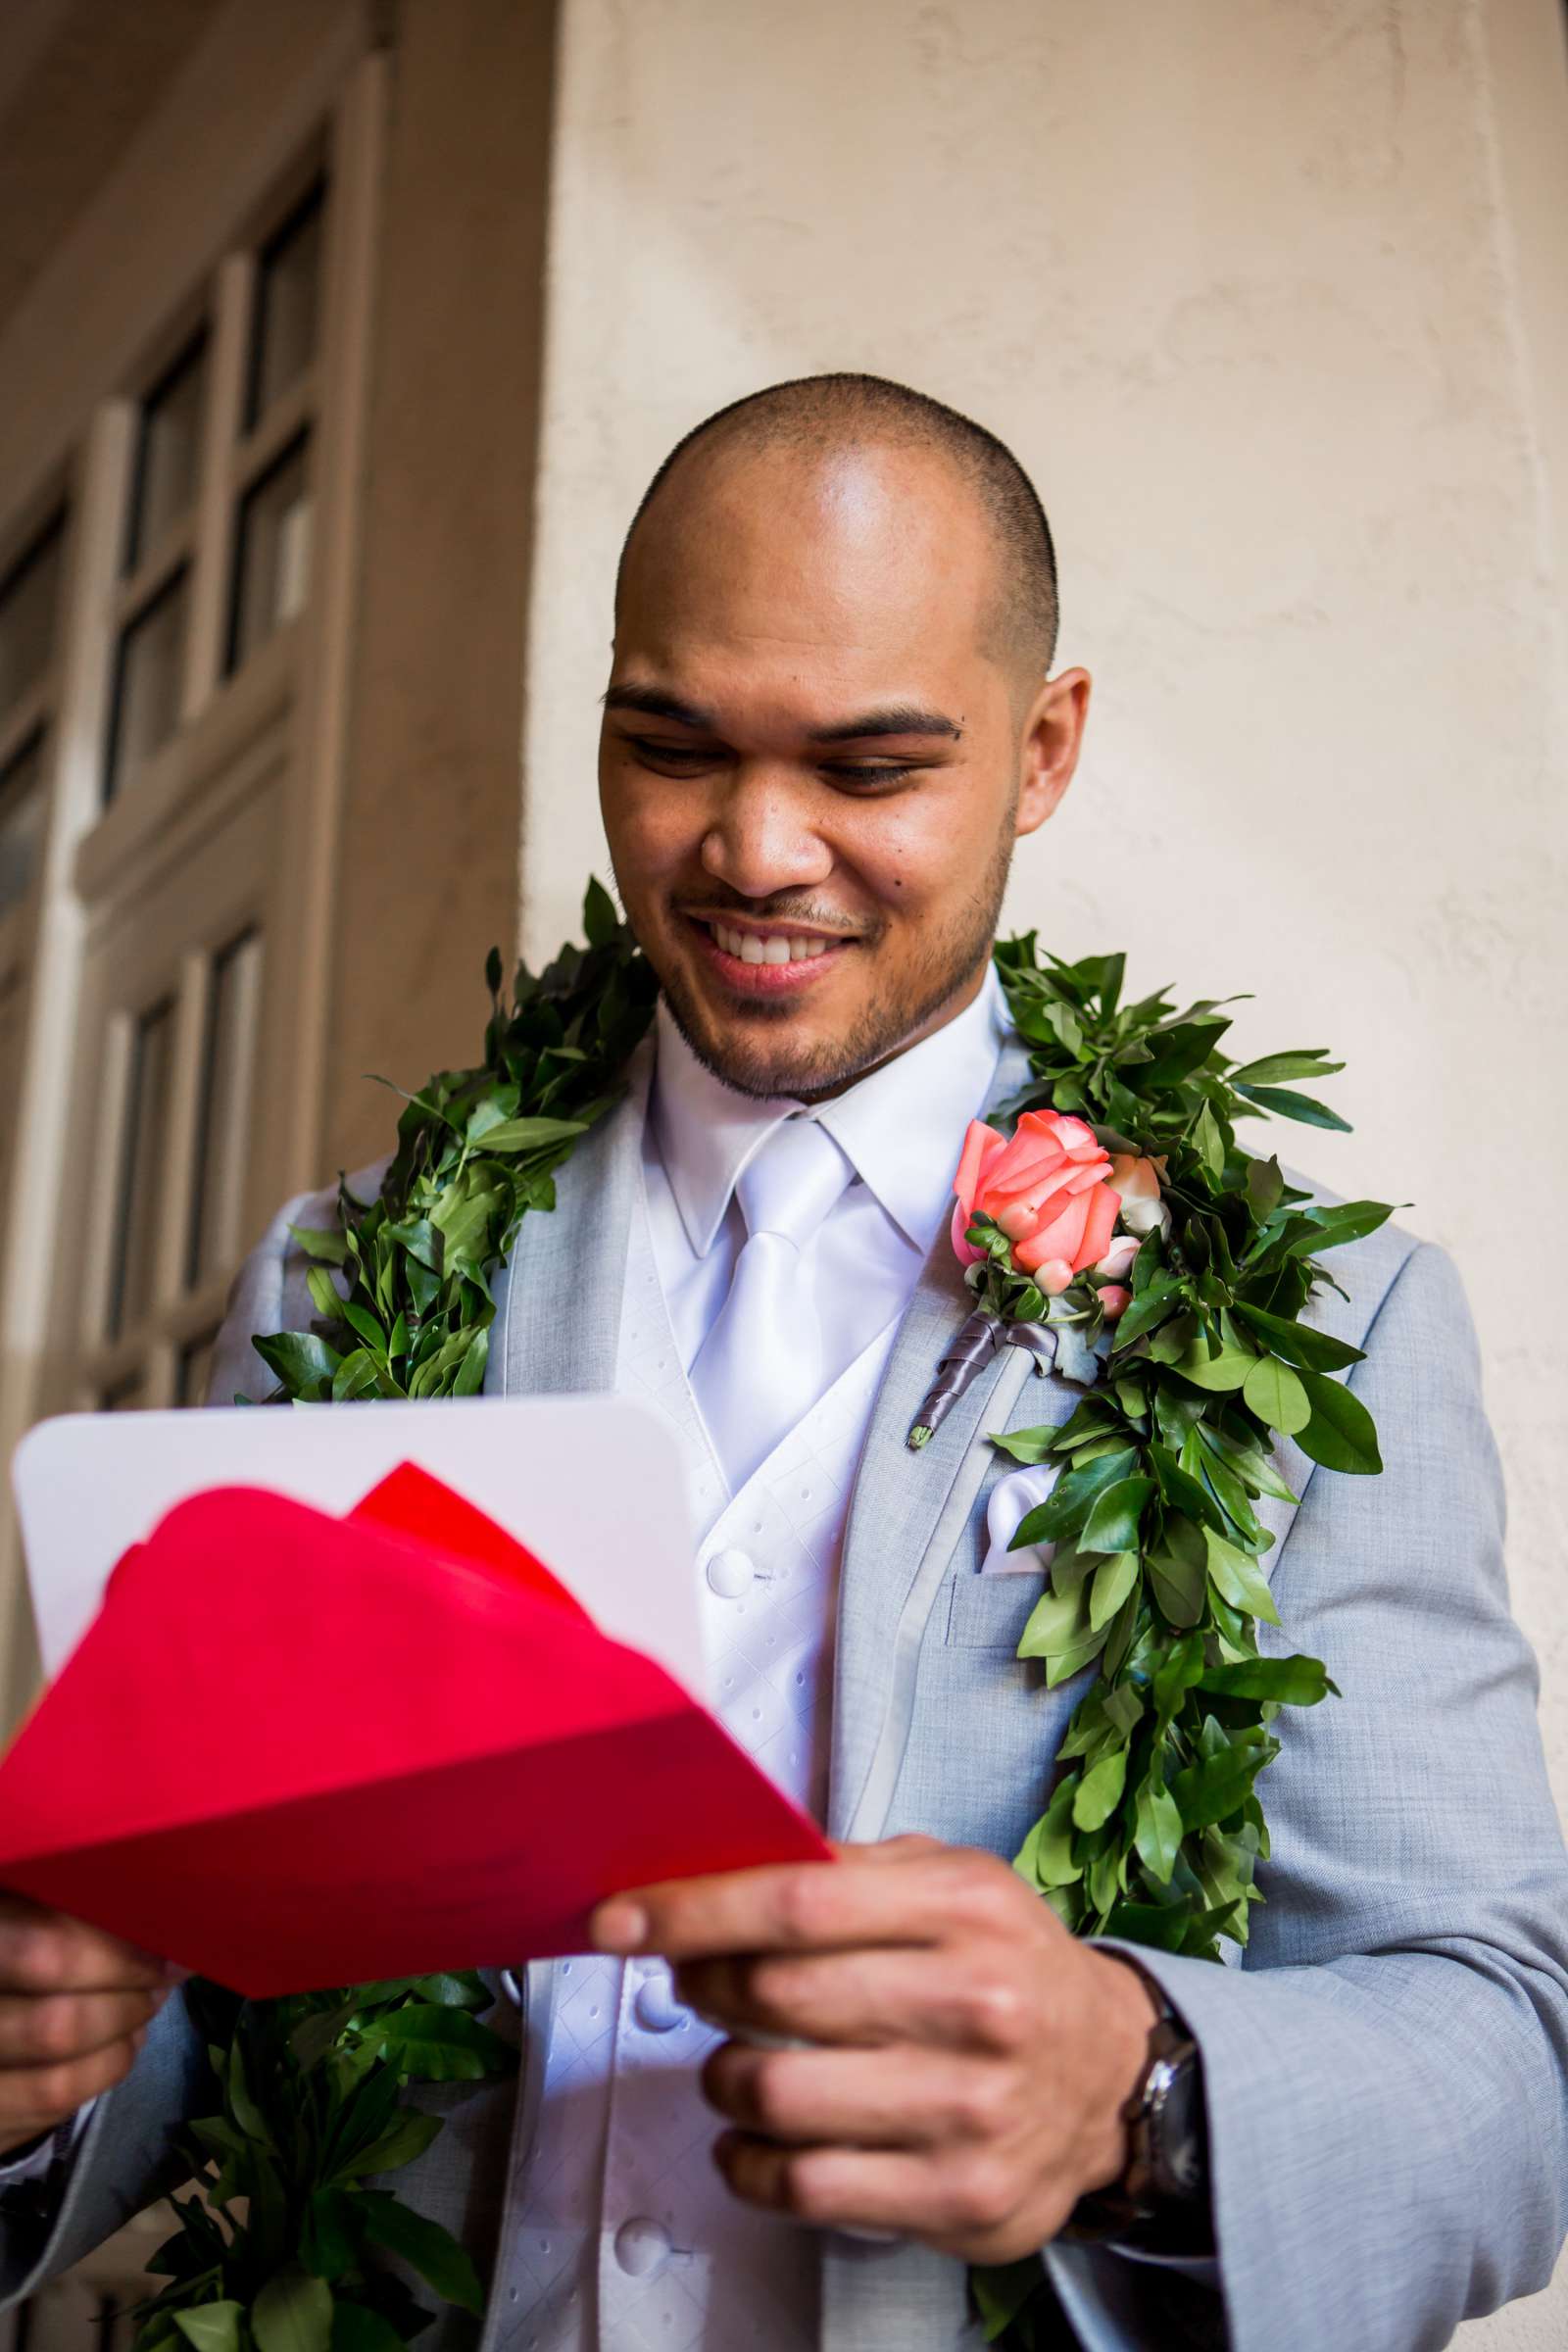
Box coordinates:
[488,1160,901,2351]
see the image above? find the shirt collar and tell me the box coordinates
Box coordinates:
[651,965,1009,1258]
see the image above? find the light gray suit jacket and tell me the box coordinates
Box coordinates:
[5,1036,1567,2351]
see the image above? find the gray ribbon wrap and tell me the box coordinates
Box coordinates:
[906,1309,1058,1449]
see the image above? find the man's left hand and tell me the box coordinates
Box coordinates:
[589,1835,1158,2262]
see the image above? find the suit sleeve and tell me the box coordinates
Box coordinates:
[1045,1241,1568,2352]
[0,1989,205,2313]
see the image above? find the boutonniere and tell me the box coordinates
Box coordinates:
[906,1112,1168,1446]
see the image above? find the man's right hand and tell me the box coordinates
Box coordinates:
[0,1892,173,2161]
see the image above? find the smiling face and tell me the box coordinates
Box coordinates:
[601,434,1090,1099]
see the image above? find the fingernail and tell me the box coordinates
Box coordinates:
[130,2026,148,2053]
[151,1986,171,2010]
[162,1962,192,1984]
[589,1900,649,1954]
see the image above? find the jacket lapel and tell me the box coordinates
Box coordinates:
[827,1038,1073,1842]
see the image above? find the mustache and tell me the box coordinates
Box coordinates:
[675,893,876,939]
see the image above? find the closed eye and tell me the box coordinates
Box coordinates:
[625,736,919,791]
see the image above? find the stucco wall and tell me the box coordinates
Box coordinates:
[519,5,1568,2341]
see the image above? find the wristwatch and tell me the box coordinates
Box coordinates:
[1060,1952,1212,2253]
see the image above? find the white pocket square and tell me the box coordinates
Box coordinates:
[979,1461,1062,1575]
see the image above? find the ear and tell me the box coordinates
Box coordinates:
[1015,666,1092,840]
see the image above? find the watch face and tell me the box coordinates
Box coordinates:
[1151,2051,1207,2201]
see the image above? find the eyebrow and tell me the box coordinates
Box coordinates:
[601,684,962,742]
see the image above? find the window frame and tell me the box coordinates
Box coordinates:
[0,48,388,1732]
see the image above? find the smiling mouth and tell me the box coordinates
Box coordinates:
[707,919,831,965]
[680,910,856,990]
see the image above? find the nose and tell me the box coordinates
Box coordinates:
[700,766,833,900]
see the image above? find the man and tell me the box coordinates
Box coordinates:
[2,375,1566,2351]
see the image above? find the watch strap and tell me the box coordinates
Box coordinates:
[1059,1952,1207,2246]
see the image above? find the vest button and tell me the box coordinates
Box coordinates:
[633,1974,686,2033]
[706,1546,755,1597]
[613,2216,670,2277]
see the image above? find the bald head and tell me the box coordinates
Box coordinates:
[615,372,1059,687]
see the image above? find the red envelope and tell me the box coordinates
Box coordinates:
[0,1464,830,1995]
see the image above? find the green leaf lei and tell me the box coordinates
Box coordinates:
[984,938,1390,1965]
[140,889,1390,2348]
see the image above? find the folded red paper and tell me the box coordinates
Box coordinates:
[0,1463,830,1996]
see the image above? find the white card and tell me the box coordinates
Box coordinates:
[12,1396,704,1695]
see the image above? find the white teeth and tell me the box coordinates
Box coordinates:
[711,923,831,964]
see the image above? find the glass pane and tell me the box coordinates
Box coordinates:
[227,437,312,674]
[125,334,208,572]
[101,1370,148,1412]
[0,514,66,720]
[105,567,188,804]
[247,184,324,425]
[187,928,264,1288]
[106,999,175,1342]
[0,731,47,917]
[175,1330,218,1408]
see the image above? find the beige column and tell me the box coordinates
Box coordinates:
[319,0,562,1180]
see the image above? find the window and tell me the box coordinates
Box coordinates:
[0,732,47,919]
[186,927,264,1289]
[0,515,65,718]
[105,997,177,1345]
[247,184,324,426]
[79,910,266,1415]
[0,515,66,922]
[228,435,313,672]
[105,567,190,805]
[101,172,330,808]
[0,58,382,1765]
[124,333,209,573]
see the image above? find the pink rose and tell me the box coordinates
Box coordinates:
[951,1110,1120,1297]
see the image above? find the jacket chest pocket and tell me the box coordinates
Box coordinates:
[883,1571,1084,1859]
[944,1566,1047,1648]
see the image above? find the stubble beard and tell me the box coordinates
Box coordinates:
[653,820,1016,1102]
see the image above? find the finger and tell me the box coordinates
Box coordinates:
[714,2132,1029,2252]
[592,1845,1012,1964]
[0,1987,166,2066]
[0,2030,149,2140]
[702,2040,1008,2151]
[0,1897,172,1995]
[826,1835,946,1866]
[674,1946,1029,2055]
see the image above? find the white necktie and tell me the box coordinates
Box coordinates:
[690,1114,856,1493]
